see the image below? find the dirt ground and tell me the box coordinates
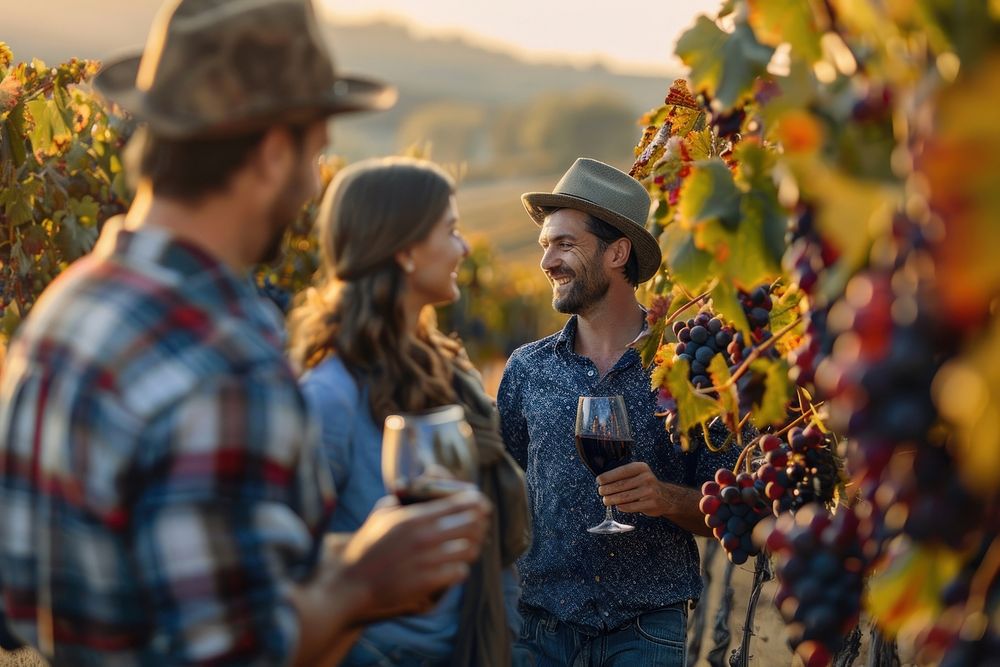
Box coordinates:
[688,537,922,667]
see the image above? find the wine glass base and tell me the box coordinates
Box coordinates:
[587,520,635,534]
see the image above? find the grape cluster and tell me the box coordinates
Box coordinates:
[700,468,771,565]
[817,269,982,546]
[721,286,783,418]
[783,205,838,385]
[753,427,840,515]
[764,506,865,666]
[671,311,735,390]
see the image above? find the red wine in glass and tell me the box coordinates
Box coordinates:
[395,478,477,505]
[575,436,634,476]
[576,395,635,534]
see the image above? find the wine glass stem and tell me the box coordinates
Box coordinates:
[604,504,614,523]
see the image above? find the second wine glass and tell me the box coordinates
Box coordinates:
[382,405,478,505]
[575,395,634,534]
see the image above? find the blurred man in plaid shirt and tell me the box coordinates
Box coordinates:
[0,1,490,665]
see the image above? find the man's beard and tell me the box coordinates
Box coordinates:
[551,253,610,314]
[257,162,311,264]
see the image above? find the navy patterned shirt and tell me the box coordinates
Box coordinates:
[497,315,741,631]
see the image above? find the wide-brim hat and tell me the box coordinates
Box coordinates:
[94,0,397,139]
[522,158,662,283]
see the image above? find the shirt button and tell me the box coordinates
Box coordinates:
[603,611,609,617]
[594,575,600,582]
[587,370,595,377]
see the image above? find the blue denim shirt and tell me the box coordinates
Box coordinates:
[302,356,522,664]
[497,316,740,632]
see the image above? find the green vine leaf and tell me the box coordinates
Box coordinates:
[635,316,666,369]
[749,358,791,427]
[677,18,775,109]
[679,159,741,230]
[666,359,723,432]
[662,223,713,293]
[708,353,739,421]
[711,280,751,340]
[747,0,823,63]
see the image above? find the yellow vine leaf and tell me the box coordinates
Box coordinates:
[933,313,1000,498]
[665,359,722,432]
[866,540,964,637]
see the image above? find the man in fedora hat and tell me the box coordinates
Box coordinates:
[497,158,739,665]
[0,1,489,665]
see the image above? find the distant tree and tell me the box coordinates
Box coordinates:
[517,89,638,171]
[397,102,487,164]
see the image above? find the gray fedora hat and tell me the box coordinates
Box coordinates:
[94,0,397,139]
[522,158,662,283]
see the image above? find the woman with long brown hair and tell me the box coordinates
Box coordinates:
[289,157,530,667]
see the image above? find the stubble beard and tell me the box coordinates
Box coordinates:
[552,257,610,315]
[257,162,311,265]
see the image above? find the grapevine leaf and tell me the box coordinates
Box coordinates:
[678,159,741,230]
[54,198,100,259]
[4,101,27,168]
[747,0,823,62]
[732,142,787,265]
[748,358,791,427]
[25,96,71,160]
[708,353,738,420]
[0,183,33,226]
[684,128,716,161]
[865,542,963,636]
[923,55,1000,324]
[769,288,803,336]
[706,21,776,109]
[933,312,1000,497]
[677,18,774,109]
[635,316,666,369]
[711,281,751,340]
[662,223,713,292]
[676,17,729,99]
[788,155,898,272]
[0,42,12,74]
[736,193,783,284]
[0,300,21,341]
[733,140,774,190]
[666,359,723,432]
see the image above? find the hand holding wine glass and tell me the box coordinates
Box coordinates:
[382,405,478,504]
[575,395,635,534]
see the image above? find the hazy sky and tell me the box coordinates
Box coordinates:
[318,0,725,73]
[2,0,723,75]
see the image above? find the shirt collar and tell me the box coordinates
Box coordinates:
[553,306,651,353]
[554,315,579,352]
[96,218,282,343]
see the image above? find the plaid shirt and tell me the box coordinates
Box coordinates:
[0,222,335,665]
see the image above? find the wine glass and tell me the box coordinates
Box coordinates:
[382,405,478,505]
[575,395,635,534]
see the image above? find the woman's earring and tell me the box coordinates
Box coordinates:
[404,262,415,274]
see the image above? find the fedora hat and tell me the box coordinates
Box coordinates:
[522,158,662,283]
[94,0,397,139]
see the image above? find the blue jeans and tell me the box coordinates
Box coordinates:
[517,604,688,667]
[341,636,450,667]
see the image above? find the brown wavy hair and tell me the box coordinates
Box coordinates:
[288,157,467,422]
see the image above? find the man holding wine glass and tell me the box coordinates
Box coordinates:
[498,158,742,665]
